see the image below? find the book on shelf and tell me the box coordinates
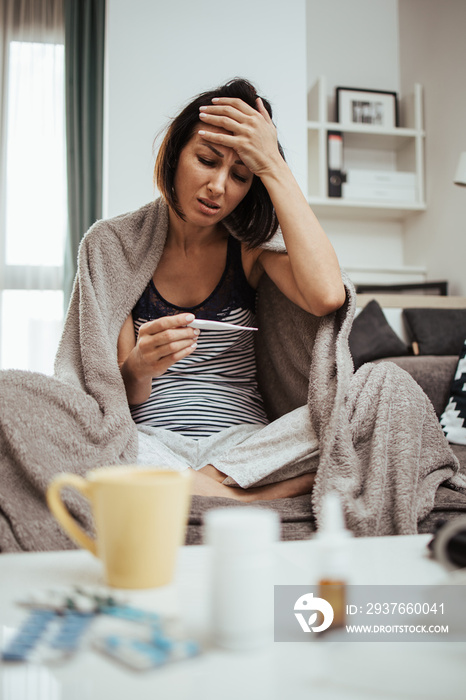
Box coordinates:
[327,131,345,197]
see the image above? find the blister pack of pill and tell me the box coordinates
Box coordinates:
[93,632,200,671]
[1,609,95,663]
[2,585,201,671]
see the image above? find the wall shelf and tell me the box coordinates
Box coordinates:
[307,196,426,221]
[307,77,426,219]
[345,264,427,286]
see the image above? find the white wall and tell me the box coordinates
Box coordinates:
[104,0,307,219]
[399,0,466,295]
[306,0,406,279]
[307,0,400,97]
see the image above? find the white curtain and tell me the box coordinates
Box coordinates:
[0,0,66,374]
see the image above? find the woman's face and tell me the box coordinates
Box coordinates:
[173,125,254,227]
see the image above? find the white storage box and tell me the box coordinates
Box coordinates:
[342,183,417,202]
[345,170,416,187]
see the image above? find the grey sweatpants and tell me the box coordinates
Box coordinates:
[136,405,319,488]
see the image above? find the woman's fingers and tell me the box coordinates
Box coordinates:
[199,104,259,135]
[211,96,258,115]
[200,97,273,126]
[142,335,197,362]
[139,324,198,349]
[136,314,199,376]
[200,103,253,122]
[139,313,195,337]
[146,341,198,373]
[198,100,280,177]
[199,97,277,137]
[209,96,273,123]
[141,343,197,379]
[255,96,274,123]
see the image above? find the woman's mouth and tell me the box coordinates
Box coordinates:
[198,198,221,215]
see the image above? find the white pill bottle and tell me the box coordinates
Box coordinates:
[204,507,280,651]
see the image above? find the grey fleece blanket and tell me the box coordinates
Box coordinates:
[0,198,463,551]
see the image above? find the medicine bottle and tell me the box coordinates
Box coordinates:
[315,492,353,629]
[204,507,280,651]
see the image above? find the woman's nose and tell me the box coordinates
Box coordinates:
[207,168,227,195]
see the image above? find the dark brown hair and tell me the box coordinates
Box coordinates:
[154,78,285,247]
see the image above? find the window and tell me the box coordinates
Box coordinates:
[1,40,66,374]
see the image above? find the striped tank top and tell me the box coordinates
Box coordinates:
[130,235,269,439]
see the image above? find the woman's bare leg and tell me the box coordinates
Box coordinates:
[191,466,315,502]
[198,464,229,483]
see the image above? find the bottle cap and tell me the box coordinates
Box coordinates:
[315,492,352,582]
[317,492,352,539]
[205,507,280,552]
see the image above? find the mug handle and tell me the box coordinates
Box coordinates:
[46,474,97,556]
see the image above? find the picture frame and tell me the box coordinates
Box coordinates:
[336,87,399,129]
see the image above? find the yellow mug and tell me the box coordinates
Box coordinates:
[46,466,192,589]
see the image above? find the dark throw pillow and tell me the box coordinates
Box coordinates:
[349,300,410,370]
[440,340,466,445]
[403,308,466,355]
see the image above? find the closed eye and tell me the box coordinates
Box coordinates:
[197,156,215,167]
[233,173,248,183]
[197,155,249,183]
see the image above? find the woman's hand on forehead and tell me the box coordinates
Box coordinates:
[198,97,282,179]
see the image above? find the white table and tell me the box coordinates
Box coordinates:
[1,535,465,700]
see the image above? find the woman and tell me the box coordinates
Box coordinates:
[0,81,459,551]
[0,82,459,552]
[117,78,346,501]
